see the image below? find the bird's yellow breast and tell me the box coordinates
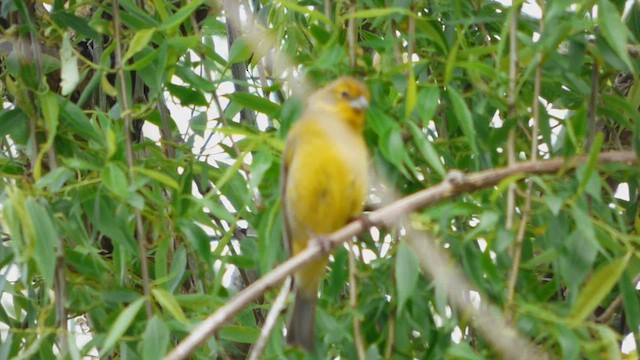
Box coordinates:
[284,116,368,255]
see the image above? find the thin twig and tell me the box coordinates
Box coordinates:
[247,277,292,360]
[506,5,544,307]
[505,3,521,231]
[223,0,256,126]
[389,20,403,65]
[111,0,153,318]
[163,150,636,360]
[348,0,357,68]
[407,1,415,65]
[383,307,395,359]
[348,240,366,360]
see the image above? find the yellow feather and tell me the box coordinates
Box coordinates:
[282,77,370,351]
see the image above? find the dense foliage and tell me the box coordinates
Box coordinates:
[0,0,639,358]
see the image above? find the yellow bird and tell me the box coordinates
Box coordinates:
[281,77,370,351]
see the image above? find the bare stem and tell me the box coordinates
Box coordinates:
[111,0,153,318]
[348,240,366,359]
[348,0,357,68]
[505,3,521,231]
[223,0,256,126]
[506,6,544,307]
[247,278,291,360]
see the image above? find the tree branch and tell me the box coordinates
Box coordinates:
[247,277,291,360]
[164,150,637,360]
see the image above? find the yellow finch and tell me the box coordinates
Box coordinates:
[282,77,370,351]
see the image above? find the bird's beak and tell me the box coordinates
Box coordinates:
[350,96,369,111]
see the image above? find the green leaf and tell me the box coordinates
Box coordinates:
[447,87,478,155]
[228,37,253,65]
[219,326,259,344]
[35,91,59,179]
[134,167,179,190]
[576,133,603,195]
[407,121,446,178]
[189,112,208,137]
[365,344,382,360]
[395,242,420,313]
[416,86,440,122]
[166,84,208,106]
[340,7,413,20]
[227,92,280,117]
[569,254,630,323]
[103,163,130,198]
[35,167,74,192]
[619,270,640,333]
[167,245,187,293]
[598,0,634,71]
[123,28,156,62]
[178,220,212,265]
[60,101,103,143]
[52,12,100,40]
[0,108,29,145]
[25,198,59,288]
[142,316,170,360]
[151,288,188,324]
[157,0,205,33]
[101,297,146,354]
[405,68,417,119]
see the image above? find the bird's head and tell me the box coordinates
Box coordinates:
[309,76,370,131]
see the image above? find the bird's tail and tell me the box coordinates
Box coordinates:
[286,289,317,351]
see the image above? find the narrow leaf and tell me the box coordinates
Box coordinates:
[123,28,156,62]
[227,92,280,117]
[101,297,145,354]
[447,87,478,155]
[569,255,630,323]
[157,0,205,33]
[103,163,130,198]
[151,288,188,324]
[134,167,179,190]
[395,242,420,313]
[405,68,417,119]
[228,37,252,65]
[407,121,446,178]
[25,198,59,288]
[598,0,634,71]
[142,316,170,360]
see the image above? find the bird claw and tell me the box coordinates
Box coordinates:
[311,235,332,254]
[355,213,374,231]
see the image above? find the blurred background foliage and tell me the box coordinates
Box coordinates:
[0,0,639,358]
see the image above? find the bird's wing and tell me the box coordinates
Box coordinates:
[281,129,298,257]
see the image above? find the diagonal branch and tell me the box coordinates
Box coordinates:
[164,150,637,360]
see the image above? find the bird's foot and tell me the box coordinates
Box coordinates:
[310,235,332,254]
[354,212,374,231]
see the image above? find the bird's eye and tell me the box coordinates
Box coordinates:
[340,91,350,99]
